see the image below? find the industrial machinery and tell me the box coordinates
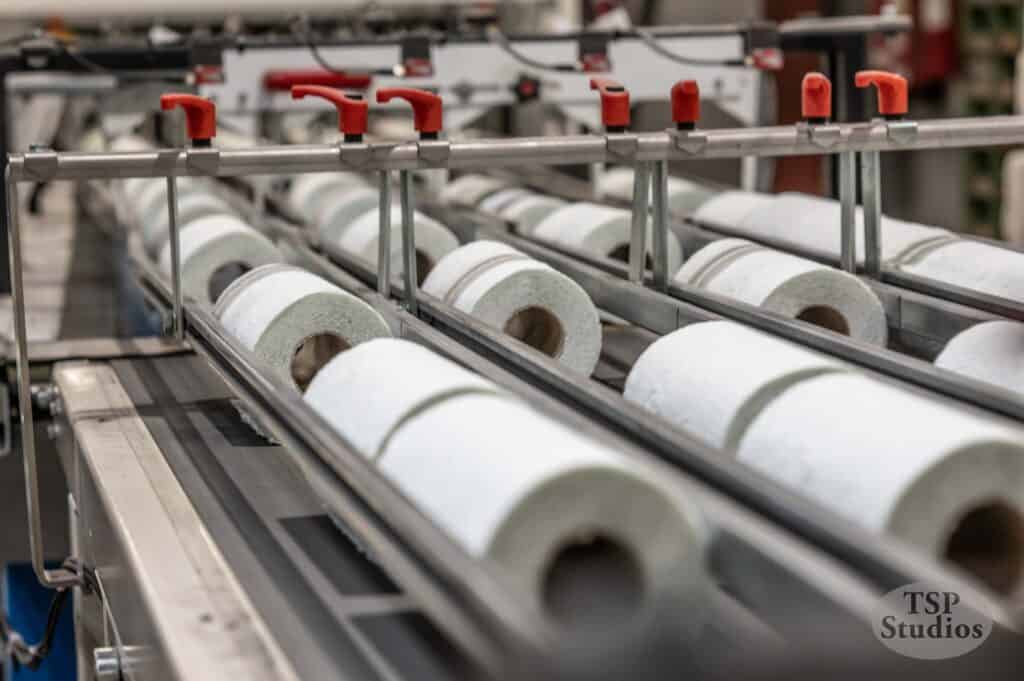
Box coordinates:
[2,10,1024,681]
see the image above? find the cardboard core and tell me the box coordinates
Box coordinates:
[796,305,851,336]
[504,306,565,357]
[208,262,252,304]
[542,535,645,631]
[291,333,351,392]
[608,244,653,270]
[945,501,1024,595]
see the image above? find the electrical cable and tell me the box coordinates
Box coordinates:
[288,11,393,77]
[486,27,579,73]
[633,27,749,68]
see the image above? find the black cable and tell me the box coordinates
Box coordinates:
[288,10,393,77]
[633,27,749,68]
[487,27,579,73]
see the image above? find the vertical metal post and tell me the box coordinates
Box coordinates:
[166,176,184,340]
[0,70,10,294]
[838,151,858,273]
[377,172,392,298]
[398,170,418,314]
[860,150,883,277]
[651,160,670,291]
[5,174,77,589]
[628,163,650,284]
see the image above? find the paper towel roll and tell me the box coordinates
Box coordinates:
[597,167,718,217]
[709,192,952,265]
[897,238,1024,302]
[624,320,845,450]
[142,191,235,259]
[289,172,368,222]
[935,321,1024,395]
[159,214,282,305]
[478,187,533,214]
[422,241,602,375]
[304,338,503,458]
[691,191,774,231]
[217,264,391,390]
[737,372,1024,594]
[381,391,707,630]
[316,186,381,243]
[331,208,459,284]
[498,194,568,236]
[674,238,889,344]
[532,202,683,273]
[131,176,204,229]
[440,174,508,207]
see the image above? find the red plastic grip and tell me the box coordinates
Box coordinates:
[589,77,630,129]
[375,87,443,134]
[671,80,700,127]
[160,93,216,141]
[263,69,372,92]
[854,70,908,118]
[292,85,368,136]
[801,72,832,121]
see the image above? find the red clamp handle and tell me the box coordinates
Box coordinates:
[376,87,443,136]
[589,77,630,131]
[854,70,908,118]
[160,93,216,144]
[671,80,700,130]
[264,69,372,92]
[292,85,368,139]
[801,72,832,121]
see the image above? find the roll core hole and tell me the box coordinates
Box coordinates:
[504,306,565,357]
[944,501,1024,595]
[208,261,252,303]
[542,535,645,631]
[795,305,851,336]
[291,333,351,392]
[608,244,653,270]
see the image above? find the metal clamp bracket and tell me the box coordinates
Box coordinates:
[883,119,918,144]
[668,128,709,155]
[23,149,58,182]
[605,133,640,160]
[796,121,842,149]
[184,146,220,175]
[338,142,372,169]
[417,139,452,165]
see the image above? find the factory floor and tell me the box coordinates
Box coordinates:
[0,181,119,576]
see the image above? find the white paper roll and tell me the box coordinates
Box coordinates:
[131,176,205,229]
[478,187,533,215]
[440,174,508,206]
[159,214,282,305]
[675,238,889,344]
[330,208,459,283]
[691,191,774,231]
[498,194,567,236]
[142,191,235,259]
[316,186,381,243]
[935,321,1024,395]
[624,321,845,450]
[380,392,707,629]
[288,172,368,222]
[597,167,718,217]
[422,241,602,375]
[532,202,683,273]
[737,371,1024,592]
[1001,150,1024,245]
[217,264,391,390]
[897,239,1024,302]
[304,338,503,458]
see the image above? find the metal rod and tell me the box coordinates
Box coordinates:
[398,170,418,314]
[13,116,1024,182]
[377,171,392,298]
[838,151,857,273]
[860,149,882,277]
[166,175,184,340]
[651,160,670,290]
[628,162,650,284]
[4,173,78,589]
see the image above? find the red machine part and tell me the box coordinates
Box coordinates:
[159,93,216,143]
[291,85,369,138]
[855,70,909,118]
[801,72,832,121]
[589,77,630,130]
[375,87,443,136]
[670,79,700,129]
[263,69,372,92]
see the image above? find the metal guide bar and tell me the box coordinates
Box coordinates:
[271,222,1017,628]
[131,257,555,680]
[10,115,1024,182]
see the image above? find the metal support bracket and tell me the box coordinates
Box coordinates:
[377,172,392,298]
[860,149,883,277]
[605,133,640,160]
[628,162,651,284]
[884,119,918,145]
[797,121,842,149]
[184,147,220,175]
[417,139,452,165]
[668,128,709,155]
[398,170,419,314]
[650,160,670,291]
[22,149,58,182]
[338,142,372,169]
[838,150,858,274]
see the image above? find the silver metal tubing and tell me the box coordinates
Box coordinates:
[14,116,1024,182]
[4,172,79,590]
[166,176,184,340]
[861,150,882,277]
[838,151,857,274]
[377,171,392,298]
[651,160,670,290]
[398,170,418,314]
[628,162,650,284]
